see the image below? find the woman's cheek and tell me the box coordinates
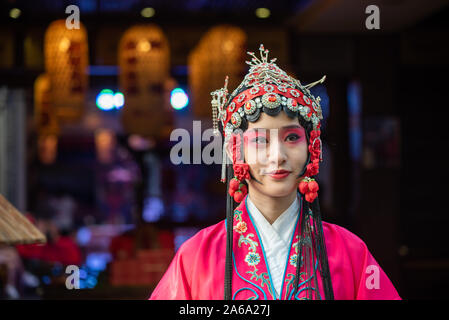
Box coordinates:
[289,135,306,145]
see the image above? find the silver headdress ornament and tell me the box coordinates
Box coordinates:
[211,76,229,137]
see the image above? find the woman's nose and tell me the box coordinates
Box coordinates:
[268,130,287,166]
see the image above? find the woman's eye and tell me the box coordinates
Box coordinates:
[285,133,300,142]
[252,136,267,144]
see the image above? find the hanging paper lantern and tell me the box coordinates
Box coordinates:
[37,134,58,165]
[34,73,59,165]
[0,31,15,68]
[119,24,171,138]
[24,29,44,70]
[188,25,247,118]
[34,73,59,136]
[95,128,116,164]
[44,20,88,122]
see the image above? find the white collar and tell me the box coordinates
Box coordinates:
[247,194,299,245]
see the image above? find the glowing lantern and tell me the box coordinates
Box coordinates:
[37,134,58,165]
[119,24,171,138]
[44,20,88,122]
[188,25,247,118]
[95,129,116,164]
[34,73,59,136]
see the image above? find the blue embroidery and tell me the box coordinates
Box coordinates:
[288,260,321,300]
[280,197,302,300]
[245,197,277,300]
[295,286,322,300]
[232,254,265,300]
[233,287,259,300]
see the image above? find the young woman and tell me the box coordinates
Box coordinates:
[150,45,401,300]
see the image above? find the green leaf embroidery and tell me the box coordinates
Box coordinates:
[238,233,258,252]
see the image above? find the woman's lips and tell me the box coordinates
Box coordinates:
[267,170,291,180]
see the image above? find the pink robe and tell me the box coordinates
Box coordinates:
[150,195,401,300]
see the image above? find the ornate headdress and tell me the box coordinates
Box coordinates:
[212,44,325,135]
[211,45,334,300]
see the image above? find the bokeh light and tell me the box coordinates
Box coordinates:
[141,7,155,18]
[170,88,189,110]
[255,8,270,19]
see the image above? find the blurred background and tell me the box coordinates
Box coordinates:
[0,0,448,300]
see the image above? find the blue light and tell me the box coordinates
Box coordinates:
[86,252,111,271]
[114,92,125,109]
[86,276,98,288]
[170,88,189,110]
[96,89,125,111]
[76,226,91,246]
[42,275,51,285]
[79,269,87,279]
[142,197,164,222]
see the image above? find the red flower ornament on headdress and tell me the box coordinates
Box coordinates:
[227,133,250,203]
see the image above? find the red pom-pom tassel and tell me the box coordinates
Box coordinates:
[298,178,319,203]
[228,185,236,197]
[298,180,309,194]
[239,183,247,195]
[308,180,319,193]
[305,192,318,203]
[229,178,240,191]
[233,190,244,203]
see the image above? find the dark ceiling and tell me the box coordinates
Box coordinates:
[0,0,310,26]
[2,0,448,32]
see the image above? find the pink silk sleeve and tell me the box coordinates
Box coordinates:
[324,223,401,300]
[353,242,402,300]
[148,221,226,300]
[149,246,192,300]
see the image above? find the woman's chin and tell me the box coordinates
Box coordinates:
[258,181,298,198]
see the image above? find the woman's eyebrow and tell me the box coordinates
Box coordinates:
[281,125,302,130]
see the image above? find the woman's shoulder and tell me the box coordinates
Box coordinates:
[322,221,369,252]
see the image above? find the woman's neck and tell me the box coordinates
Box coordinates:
[247,188,297,225]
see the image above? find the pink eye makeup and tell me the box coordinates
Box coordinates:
[244,126,306,146]
[282,127,305,144]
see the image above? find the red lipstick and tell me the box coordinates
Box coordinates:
[267,170,291,180]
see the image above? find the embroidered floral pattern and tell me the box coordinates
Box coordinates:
[290,254,298,267]
[234,209,243,222]
[232,198,320,300]
[244,252,260,266]
[289,235,300,267]
[233,206,274,299]
[284,273,305,299]
[238,233,258,253]
[282,209,321,300]
[234,221,247,234]
[246,268,274,299]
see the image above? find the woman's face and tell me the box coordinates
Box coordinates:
[242,112,308,198]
